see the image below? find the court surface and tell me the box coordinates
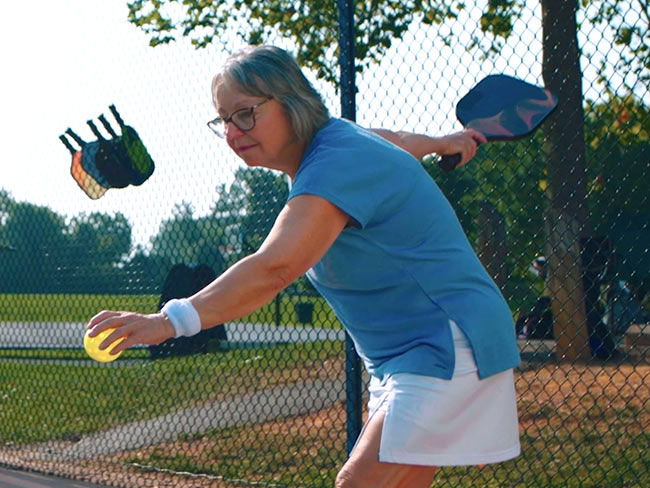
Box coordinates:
[0,467,111,488]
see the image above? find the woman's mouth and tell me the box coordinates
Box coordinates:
[236,144,256,153]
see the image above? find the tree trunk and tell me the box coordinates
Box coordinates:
[541,0,592,360]
[477,201,508,291]
[544,208,592,359]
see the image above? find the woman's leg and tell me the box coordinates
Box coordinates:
[335,410,437,488]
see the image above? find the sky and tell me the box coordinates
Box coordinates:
[1,1,236,247]
[1,1,639,249]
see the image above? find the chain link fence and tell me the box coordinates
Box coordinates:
[1,1,649,487]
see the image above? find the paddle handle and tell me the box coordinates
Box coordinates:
[98,114,119,138]
[438,138,485,172]
[59,134,76,155]
[438,153,462,172]
[109,105,125,127]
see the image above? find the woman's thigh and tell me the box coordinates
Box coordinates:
[335,410,437,488]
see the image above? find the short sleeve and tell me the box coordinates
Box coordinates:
[289,119,418,228]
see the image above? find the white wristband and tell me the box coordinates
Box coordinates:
[161,298,201,338]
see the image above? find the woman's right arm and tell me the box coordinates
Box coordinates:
[370,128,487,167]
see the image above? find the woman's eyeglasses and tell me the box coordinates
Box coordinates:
[207,98,272,137]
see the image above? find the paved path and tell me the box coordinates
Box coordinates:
[43,378,343,460]
[0,467,110,488]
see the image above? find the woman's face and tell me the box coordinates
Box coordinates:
[213,79,304,175]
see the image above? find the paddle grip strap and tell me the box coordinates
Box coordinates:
[161,298,201,338]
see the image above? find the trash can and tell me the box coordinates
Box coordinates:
[295,302,314,324]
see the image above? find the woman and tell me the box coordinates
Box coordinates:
[88,45,520,487]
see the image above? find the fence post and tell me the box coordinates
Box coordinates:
[337,0,356,120]
[336,0,363,456]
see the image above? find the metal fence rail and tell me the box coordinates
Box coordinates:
[1,1,648,487]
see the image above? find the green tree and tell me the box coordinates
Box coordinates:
[68,212,132,266]
[209,167,289,256]
[1,200,68,292]
[148,168,287,280]
[151,202,204,263]
[463,0,648,358]
[150,202,227,273]
[64,212,133,292]
[237,167,289,251]
[122,245,172,294]
[0,192,138,293]
[584,94,650,282]
[126,0,462,85]
[0,190,15,249]
[586,0,650,88]
[0,190,18,291]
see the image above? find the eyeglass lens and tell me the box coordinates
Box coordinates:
[231,108,255,130]
[208,98,270,136]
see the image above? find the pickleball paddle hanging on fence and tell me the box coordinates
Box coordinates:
[438,74,559,172]
[59,105,155,199]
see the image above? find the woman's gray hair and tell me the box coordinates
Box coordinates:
[212,45,330,141]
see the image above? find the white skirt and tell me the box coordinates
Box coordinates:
[367,321,521,467]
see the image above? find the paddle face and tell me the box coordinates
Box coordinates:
[70,151,109,200]
[439,74,558,171]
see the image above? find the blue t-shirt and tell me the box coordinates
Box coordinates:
[288,118,520,380]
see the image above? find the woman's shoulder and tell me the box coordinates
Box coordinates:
[311,118,402,156]
[314,117,364,140]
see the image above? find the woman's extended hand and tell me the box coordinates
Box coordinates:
[86,310,175,356]
[434,129,487,167]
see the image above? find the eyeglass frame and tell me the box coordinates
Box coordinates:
[206,97,272,137]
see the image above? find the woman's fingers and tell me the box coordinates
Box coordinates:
[87,310,122,329]
[98,325,132,354]
[445,129,486,167]
[466,128,487,145]
[90,312,175,354]
[87,311,135,337]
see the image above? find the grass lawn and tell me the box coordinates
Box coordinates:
[0,293,341,328]
[0,341,343,445]
[0,294,160,323]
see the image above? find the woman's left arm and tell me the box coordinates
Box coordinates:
[370,128,487,167]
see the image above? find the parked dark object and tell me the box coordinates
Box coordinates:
[603,280,649,336]
[522,238,648,359]
[149,263,227,358]
[295,302,314,324]
[516,296,553,340]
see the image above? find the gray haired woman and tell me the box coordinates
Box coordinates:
[88,45,520,488]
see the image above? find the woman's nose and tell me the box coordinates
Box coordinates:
[224,120,244,139]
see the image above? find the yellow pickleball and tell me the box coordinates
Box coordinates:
[83,328,124,363]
